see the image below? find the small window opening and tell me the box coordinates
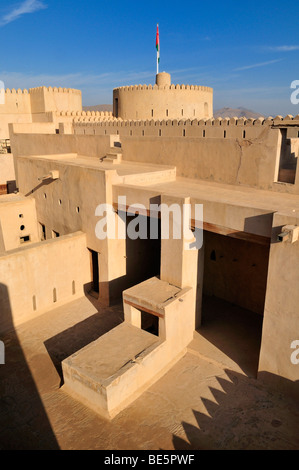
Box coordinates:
[20,235,30,244]
[183,129,186,137]
[53,288,57,303]
[203,130,206,138]
[224,130,227,138]
[20,225,25,231]
[33,296,37,311]
[40,223,46,241]
[243,130,246,139]
[159,129,162,137]
[151,109,154,118]
[72,281,76,295]
[141,311,159,337]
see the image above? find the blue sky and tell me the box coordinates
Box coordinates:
[0,0,298,116]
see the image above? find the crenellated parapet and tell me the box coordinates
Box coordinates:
[115,84,213,93]
[72,114,299,139]
[113,72,213,121]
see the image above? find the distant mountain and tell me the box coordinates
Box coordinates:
[214,107,265,119]
[83,104,113,112]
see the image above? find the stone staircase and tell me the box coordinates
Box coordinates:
[102,135,123,164]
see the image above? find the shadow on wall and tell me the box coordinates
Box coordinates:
[25,178,54,197]
[0,283,59,450]
[172,369,299,450]
[44,290,124,386]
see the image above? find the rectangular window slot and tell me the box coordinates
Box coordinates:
[20,235,30,244]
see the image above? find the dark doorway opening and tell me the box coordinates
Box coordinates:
[125,214,161,287]
[197,230,270,377]
[277,129,297,184]
[114,98,119,118]
[106,213,161,304]
[90,250,99,294]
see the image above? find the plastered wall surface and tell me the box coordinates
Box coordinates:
[0,231,91,334]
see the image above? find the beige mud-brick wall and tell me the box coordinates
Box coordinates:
[15,155,127,304]
[203,231,270,315]
[258,212,299,397]
[0,231,91,333]
[0,89,32,138]
[113,82,213,121]
[0,154,15,186]
[0,197,39,251]
[30,87,82,114]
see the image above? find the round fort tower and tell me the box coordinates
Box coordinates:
[113,72,213,121]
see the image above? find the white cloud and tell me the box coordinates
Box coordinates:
[234,59,282,72]
[268,45,299,52]
[0,0,47,27]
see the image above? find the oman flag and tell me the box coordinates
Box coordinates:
[156,24,160,64]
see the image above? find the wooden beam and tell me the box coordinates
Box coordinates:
[124,299,164,318]
[112,204,271,246]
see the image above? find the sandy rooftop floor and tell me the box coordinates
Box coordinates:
[0,294,298,450]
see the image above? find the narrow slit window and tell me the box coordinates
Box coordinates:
[53,288,57,303]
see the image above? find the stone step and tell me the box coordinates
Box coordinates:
[105,152,123,164]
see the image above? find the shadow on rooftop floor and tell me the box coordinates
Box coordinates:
[44,291,124,386]
[172,369,299,450]
[0,283,59,450]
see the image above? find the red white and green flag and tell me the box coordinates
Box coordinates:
[156,24,160,73]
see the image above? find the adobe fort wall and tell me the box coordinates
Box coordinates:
[113,72,213,121]
[10,114,299,195]
[0,87,82,138]
[29,86,82,114]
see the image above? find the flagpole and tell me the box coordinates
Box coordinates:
[156,23,159,75]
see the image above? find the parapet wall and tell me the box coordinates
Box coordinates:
[0,89,31,114]
[73,115,297,140]
[30,86,82,114]
[113,84,213,120]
